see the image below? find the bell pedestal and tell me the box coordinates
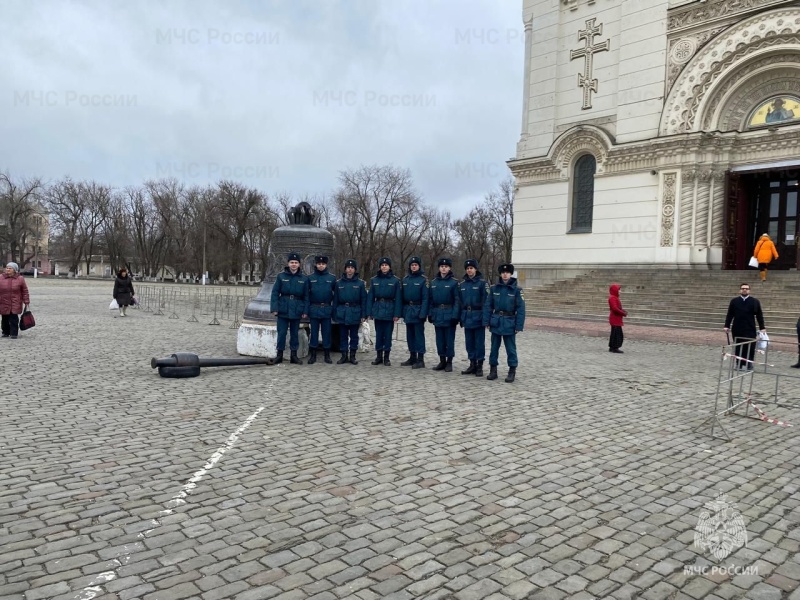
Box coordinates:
[237,322,309,358]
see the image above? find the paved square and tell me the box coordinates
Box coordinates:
[3,279,800,600]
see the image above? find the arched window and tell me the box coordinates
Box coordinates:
[570,154,596,232]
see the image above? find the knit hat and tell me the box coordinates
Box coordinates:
[438,258,453,267]
[464,259,478,269]
[287,252,301,262]
[6,262,19,273]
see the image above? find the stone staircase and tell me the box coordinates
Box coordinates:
[526,269,800,337]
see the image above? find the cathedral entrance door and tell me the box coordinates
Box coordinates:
[749,172,800,270]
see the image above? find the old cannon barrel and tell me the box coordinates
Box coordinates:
[151,352,272,369]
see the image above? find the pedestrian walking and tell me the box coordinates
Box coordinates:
[608,283,628,353]
[724,282,765,371]
[367,257,402,366]
[113,268,135,318]
[753,233,779,282]
[307,255,336,364]
[458,259,490,376]
[428,257,460,372]
[487,263,526,383]
[333,259,367,365]
[792,317,800,369]
[400,256,429,369]
[270,252,310,364]
[0,262,30,339]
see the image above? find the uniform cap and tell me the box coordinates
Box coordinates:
[438,257,453,267]
[314,255,328,264]
[287,252,301,262]
[345,259,357,269]
[464,259,478,269]
[498,263,514,274]
[379,257,392,267]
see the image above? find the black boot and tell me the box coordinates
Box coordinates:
[324,349,332,364]
[412,355,425,369]
[487,365,498,380]
[400,353,416,366]
[474,360,484,377]
[307,349,317,364]
[383,351,391,366]
[290,351,303,365]
[792,356,800,368]
[371,351,384,365]
[432,356,446,371]
[461,360,477,375]
[337,352,349,364]
[349,350,358,365]
[275,350,284,364]
[444,357,453,372]
[505,367,516,383]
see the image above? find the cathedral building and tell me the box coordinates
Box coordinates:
[508,0,800,285]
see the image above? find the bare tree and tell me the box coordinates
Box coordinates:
[0,172,43,264]
[80,182,112,276]
[454,204,494,276]
[47,178,88,275]
[419,207,453,274]
[211,180,263,281]
[487,177,515,263]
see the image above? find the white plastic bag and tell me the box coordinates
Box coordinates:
[109,298,119,310]
[757,330,769,351]
[749,256,759,268]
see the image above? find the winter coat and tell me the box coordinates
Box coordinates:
[0,273,30,315]
[270,267,310,319]
[401,265,429,324]
[333,273,367,325]
[608,284,628,327]
[754,236,779,264]
[725,295,765,339]
[488,277,525,335]
[458,272,490,329]
[367,270,402,320]
[428,272,460,327]
[308,267,337,319]
[113,275,135,306]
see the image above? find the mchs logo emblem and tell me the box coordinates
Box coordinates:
[694,491,748,561]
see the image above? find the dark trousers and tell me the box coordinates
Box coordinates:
[796,322,800,355]
[435,325,456,358]
[309,317,332,349]
[609,326,623,350]
[405,322,426,355]
[733,335,756,369]
[490,333,518,367]
[374,319,395,351]
[1,314,19,337]
[464,327,486,361]
[276,317,300,351]
[340,323,360,352]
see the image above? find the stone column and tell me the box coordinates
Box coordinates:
[710,171,725,245]
[679,169,696,245]
[519,14,533,143]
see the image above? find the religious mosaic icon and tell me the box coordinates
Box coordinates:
[748,96,800,128]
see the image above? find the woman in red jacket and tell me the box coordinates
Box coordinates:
[0,262,31,339]
[608,283,627,354]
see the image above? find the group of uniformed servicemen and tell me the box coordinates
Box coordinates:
[270,253,526,382]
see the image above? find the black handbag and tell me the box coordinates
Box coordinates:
[19,309,35,331]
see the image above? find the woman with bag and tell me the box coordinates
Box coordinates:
[753,233,779,282]
[113,268,135,317]
[0,262,30,339]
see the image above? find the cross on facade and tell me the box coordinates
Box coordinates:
[569,18,610,110]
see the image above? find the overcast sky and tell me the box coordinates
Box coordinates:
[0,0,523,217]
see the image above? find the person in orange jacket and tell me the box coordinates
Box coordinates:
[753,233,779,282]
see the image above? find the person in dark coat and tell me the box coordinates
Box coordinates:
[428,257,461,372]
[608,284,628,353]
[792,317,800,369]
[400,256,429,369]
[307,255,337,364]
[367,257,403,366]
[458,259,490,376]
[0,262,30,339]
[113,268,135,318]
[333,259,367,364]
[270,252,310,364]
[724,282,766,371]
[487,263,526,383]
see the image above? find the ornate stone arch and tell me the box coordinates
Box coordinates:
[660,7,800,135]
[548,125,614,178]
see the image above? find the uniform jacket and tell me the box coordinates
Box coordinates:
[333,273,367,325]
[428,271,460,327]
[754,236,779,264]
[725,295,765,338]
[113,275,135,306]
[0,273,30,315]
[368,269,402,320]
[488,277,526,335]
[308,267,337,319]
[270,267,310,319]
[458,272,490,328]
[608,284,627,327]
[401,265,429,324]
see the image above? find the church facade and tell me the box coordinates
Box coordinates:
[508,0,800,285]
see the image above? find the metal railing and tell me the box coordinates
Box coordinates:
[132,284,259,329]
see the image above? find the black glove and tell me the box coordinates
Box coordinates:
[451,319,460,327]
[427,316,433,324]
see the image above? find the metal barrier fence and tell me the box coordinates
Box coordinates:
[131,284,259,329]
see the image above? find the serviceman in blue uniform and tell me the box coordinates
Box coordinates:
[333,259,367,365]
[400,256,429,369]
[307,255,337,364]
[428,257,461,372]
[270,252,310,364]
[487,263,526,382]
[458,259,490,377]
[367,257,403,366]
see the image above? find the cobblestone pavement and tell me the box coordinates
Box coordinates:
[3,279,800,600]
